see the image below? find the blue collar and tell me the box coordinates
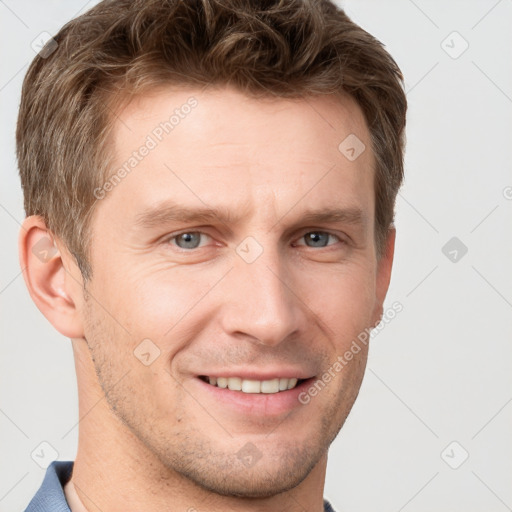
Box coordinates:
[25,460,73,511]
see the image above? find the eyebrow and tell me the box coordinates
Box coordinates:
[134,202,249,230]
[133,201,368,233]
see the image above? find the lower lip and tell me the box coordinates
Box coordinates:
[194,377,315,416]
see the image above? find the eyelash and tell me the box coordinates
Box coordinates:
[163,230,345,251]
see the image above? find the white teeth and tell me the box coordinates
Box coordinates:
[242,379,261,393]
[261,378,280,393]
[227,377,242,391]
[204,376,301,393]
[287,378,298,390]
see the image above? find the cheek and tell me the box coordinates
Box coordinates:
[300,263,377,337]
[94,260,215,338]
[83,290,184,421]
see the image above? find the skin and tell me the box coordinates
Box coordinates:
[19,85,395,512]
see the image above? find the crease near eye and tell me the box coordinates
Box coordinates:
[164,230,343,251]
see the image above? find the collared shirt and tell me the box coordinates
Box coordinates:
[25,461,338,512]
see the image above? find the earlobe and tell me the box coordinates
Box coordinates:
[19,215,85,339]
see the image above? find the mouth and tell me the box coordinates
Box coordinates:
[198,375,305,394]
[195,373,316,416]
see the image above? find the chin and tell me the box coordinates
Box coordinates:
[135,423,328,499]
[177,450,321,499]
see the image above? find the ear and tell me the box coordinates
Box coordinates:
[18,215,85,339]
[371,227,396,326]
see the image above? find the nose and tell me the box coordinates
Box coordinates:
[220,241,305,347]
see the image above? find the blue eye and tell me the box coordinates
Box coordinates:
[300,231,340,248]
[170,232,207,249]
[165,230,342,252]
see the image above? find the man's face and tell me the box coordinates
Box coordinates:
[79,86,390,497]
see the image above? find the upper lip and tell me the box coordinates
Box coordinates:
[197,369,316,380]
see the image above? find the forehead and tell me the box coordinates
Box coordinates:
[114,85,370,154]
[100,85,374,229]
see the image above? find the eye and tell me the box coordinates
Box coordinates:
[163,230,344,252]
[166,231,212,250]
[295,231,342,248]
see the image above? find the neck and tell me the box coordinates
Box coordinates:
[70,339,328,512]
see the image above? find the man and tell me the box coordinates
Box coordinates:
[17,0,406,510]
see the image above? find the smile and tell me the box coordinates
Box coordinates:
[199,376,303,393]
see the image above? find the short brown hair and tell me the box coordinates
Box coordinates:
[17,0,406,280]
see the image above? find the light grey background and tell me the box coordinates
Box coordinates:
[1,1,511,511]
